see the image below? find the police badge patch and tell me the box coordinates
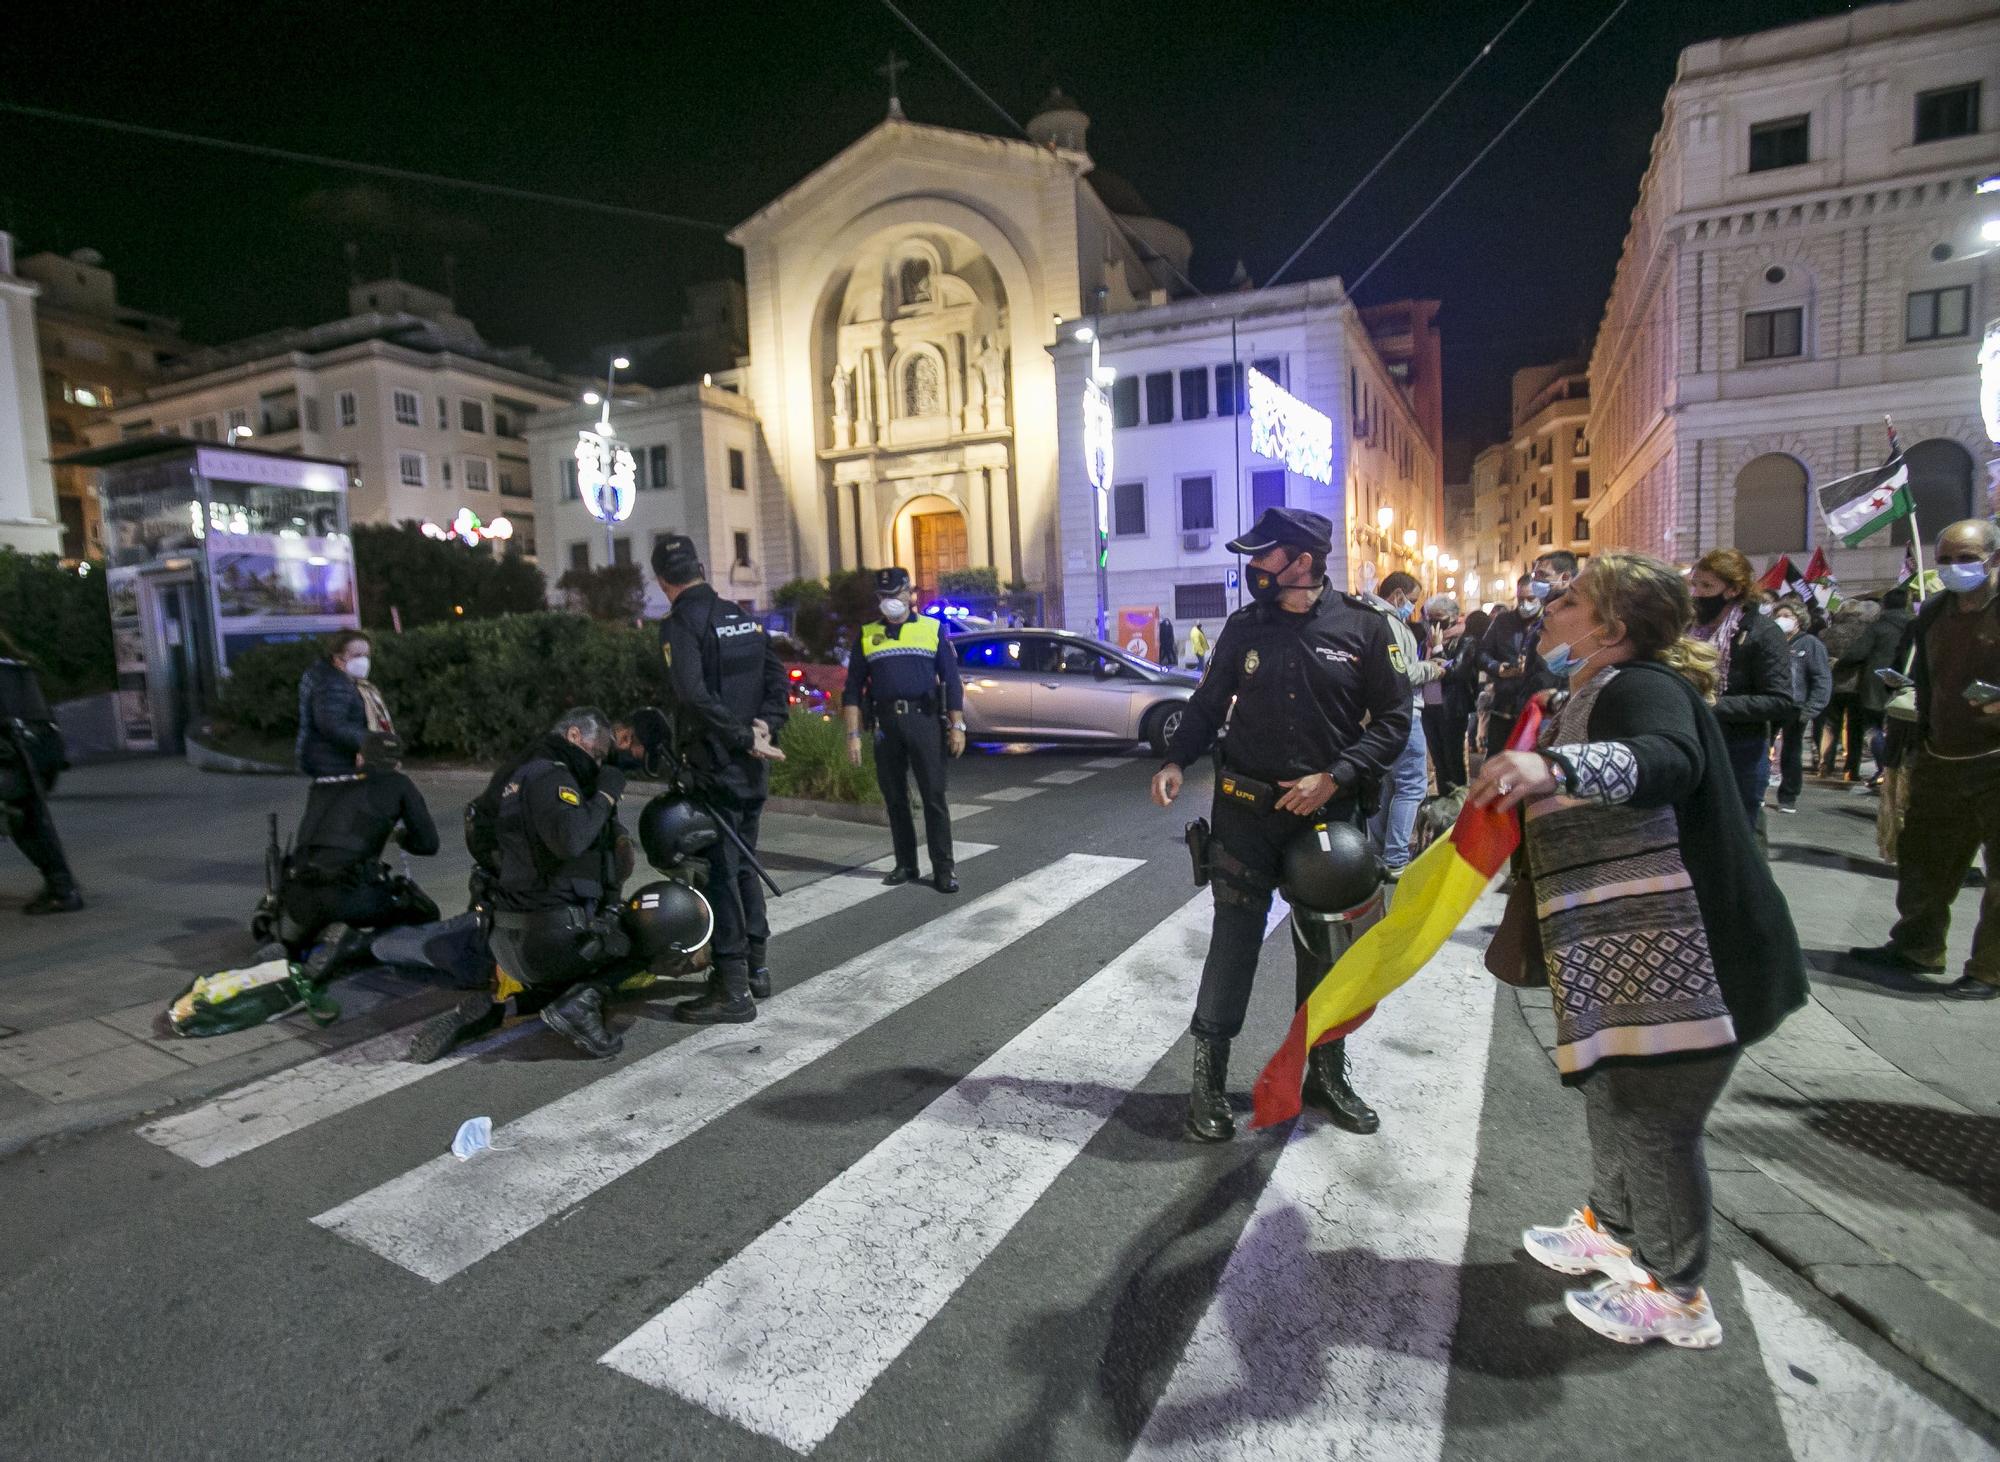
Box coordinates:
[1243,649,1260,676]
[1387,642,1408,675]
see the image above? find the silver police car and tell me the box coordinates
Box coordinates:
[952,629,1200,755]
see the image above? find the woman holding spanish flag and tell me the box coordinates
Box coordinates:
[1468,551,1807,1352]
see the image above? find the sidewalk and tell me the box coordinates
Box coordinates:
[0,761,890,1157]
[1514,772,1999,1415]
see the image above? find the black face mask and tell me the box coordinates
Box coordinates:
[1248,551,1311,605]
[1692,593,1728,623]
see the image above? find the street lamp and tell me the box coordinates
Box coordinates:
[1376,505,1394,536]
[599,356,631,430]
[227,425,253,448]
[1402,528,1418,551]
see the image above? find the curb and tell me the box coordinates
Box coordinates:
[185,736,294,776]
[766,795,891,826]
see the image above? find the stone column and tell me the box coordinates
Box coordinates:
[985,464,1016,587]
[0,234,62,555]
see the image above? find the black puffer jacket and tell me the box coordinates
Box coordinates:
[295,658,369,776]
[1709,610,1796,737]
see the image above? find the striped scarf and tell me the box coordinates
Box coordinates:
[1689,601,1744,696]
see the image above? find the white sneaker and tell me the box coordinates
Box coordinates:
[1565,1276,1723,1349]
[1522,1207,1643,1284]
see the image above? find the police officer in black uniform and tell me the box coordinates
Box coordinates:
[1,652,81,915]
[653,533,790,1022]
[409,706,631,1062]
[1151,507,1411,1142]
[842,567,965,892]
[276,731,440,963]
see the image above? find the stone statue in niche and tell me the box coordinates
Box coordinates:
[905,354,942,418]
[899,258,932,307]
[977,334,1006,428]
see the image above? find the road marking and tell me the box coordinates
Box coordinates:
[313,854,1145,1282]
[948,802,992,821]
[141,843,997,1169]
[1737,1264,1998,1462]
[1082,756,1133,769]
[602,890,1279,1453]
[1034,769,1096,785]
[1128,910,1499,1462]
[976,786,1044,802]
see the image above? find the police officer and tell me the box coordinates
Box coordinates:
[409,707,631,1062]
[276,731,440,965]
[843,567,965,892]
[1,651,81,915]
[1150,507,1411,1142]
[653,533,789,1022]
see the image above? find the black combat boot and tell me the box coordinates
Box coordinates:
[881,866,919,887]
[1301,1038,1380,1134]
[543,983,623,1058]
[931,865,958,894]
[1185,1037,1234,1143]
[302,922,372,984]
[747,943,771,1000]
[23,883,83,915]
[408,992,503,1064]
[675,961,757,1024]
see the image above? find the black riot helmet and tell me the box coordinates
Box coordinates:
[619,880,715,962]
[1281,821,1385,924]
[638,792,719,870]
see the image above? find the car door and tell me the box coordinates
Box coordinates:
[1031,640,1141,739]
[954,635,1041,738]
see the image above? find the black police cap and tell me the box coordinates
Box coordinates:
[874,566,912,594]
[1226,506,1333,559]
[651,533,702,584]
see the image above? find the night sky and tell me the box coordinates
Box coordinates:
[1,0,1857,458]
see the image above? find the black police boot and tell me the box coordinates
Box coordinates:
[747,942,771,999]
[931,865,958,894]
[1185,1038,1234,1143]
[1301,1038,1380,1134]
[408,992,503,1064]
[881,866,919,887]
[542,983,623,1058]
[675,962,757,1024]
[23,884,83,916]
[302,922,372,984]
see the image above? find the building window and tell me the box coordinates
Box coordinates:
[1906,285,1972,342]
[1145,372,1175,425]
[1215,363,1246,416]
[1573,513,1591,541]
[498,458,530,498]
[463,457,491,492]
[336,391,357,428]
[392,390,420,427]
[1573,469,1590,499]
[226,407,249,436]
[437,396,449,430]
[1112,481,1146,536]
[1743,306,1803,362]
[728,448,747,492]
[1174,583,1227,620]
[398,452,426,488]
[513,516,536,556]
[1179,368,1210,421]
[568,542,590,572]
[562,460,580,500]
[460,399,486,434]
[300,396,319,432]
[612,536,632,567]
[647,444,670,490]
[189,416,220,442]
[733,531,752,567]
[1748,115,1809,172]
[1251,468,1286,517]
[1112,374,1140,428]
[1251,356,1281,385]
[1915,82,1980,144]
[1179,474,1215,532]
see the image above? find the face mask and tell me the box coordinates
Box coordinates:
[1392,600,1414,621]
[880,596,910,623]
[1540,629,1603,679]
[343,655,370,680]
[1692,593,1727,623]
[1517,599,1542,619]
[1248,551,1305,605]
[1939,560,1991,594]
[1528,578,1557,601]
[1775,615,1799,635]
[1757,602,1774,616]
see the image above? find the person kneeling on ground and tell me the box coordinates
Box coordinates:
[278,732,440,973]
[408,707,633,1062]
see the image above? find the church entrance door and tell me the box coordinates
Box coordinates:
[911,510,968,602]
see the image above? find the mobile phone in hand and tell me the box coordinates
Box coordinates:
[1964,679,2000,707]
[1874,667,1914,690]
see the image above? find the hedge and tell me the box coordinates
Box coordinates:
[0,549,116,702]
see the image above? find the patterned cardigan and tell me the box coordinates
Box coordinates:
[1524,669,1739,1078]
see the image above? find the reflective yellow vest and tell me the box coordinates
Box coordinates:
[859,616,943,664]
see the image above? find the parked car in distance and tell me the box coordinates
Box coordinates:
[951,628,1198,754]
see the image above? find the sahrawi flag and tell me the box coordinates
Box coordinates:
[1251,701,1545,1128]
[1819,455,1912,547]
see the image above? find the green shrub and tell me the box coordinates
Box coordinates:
[557,562,646,623]
[212,637,324,739]
[939,566,1001,598]
[769,712,882,805]
[0,549,116,702]
[352,523,546,631]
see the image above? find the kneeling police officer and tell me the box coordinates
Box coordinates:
[1150,507,1410,1142]
[410,707,632,1062]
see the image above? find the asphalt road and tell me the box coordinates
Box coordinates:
[2,746,1995,1461]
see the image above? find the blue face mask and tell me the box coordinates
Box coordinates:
[1938,560,1991,594]
[1540,629,1603,679]
[1392,600,1414,621]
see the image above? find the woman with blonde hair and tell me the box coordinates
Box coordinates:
[1469,550,1807,1349]
[1687,547,1796,821]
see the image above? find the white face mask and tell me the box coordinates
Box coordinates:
[879,597,910,623]
[1775,615,1799,635]
[343,654,371,680]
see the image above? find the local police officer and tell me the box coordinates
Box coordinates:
[277,731,441,965]
[1150,507,1411,1142]
[843,567,965,892]
[1,651,81,915]
[653,533,789,1022]
[409,707,631,1062]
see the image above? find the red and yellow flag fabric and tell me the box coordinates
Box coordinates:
[1249,703,1545,1129]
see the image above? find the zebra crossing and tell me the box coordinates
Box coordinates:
[119,824,2000,1461]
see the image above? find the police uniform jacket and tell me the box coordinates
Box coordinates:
[1164,587,1411,791]
[659,583,790,799]
[492,735,622,912]
[292,770,439,882]
[841,615,965,712]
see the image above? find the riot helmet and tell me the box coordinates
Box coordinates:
[638,792,719,870]
[1282,821,1386,966]
[620,880,715,962]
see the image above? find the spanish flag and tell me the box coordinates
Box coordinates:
[1250,703,1544,1128]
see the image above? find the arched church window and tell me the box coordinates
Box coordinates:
[904,354,942,417]
[899,258,932,307]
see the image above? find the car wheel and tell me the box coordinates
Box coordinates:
[1143,703,1185,758]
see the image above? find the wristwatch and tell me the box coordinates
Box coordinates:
[1537,747,1580,797]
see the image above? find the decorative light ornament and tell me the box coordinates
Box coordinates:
[1247,367,1332,485]
[420,509,513,546]
[575,428,637,524]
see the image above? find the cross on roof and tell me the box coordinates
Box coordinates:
[877,51,908,118]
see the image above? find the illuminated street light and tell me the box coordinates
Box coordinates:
[1402,528,1418,549]
[612,355,631,371]
[1983,219,2000,243]
[227,425,254,447]
[1073,326,1095,343]
[1376,505,1394,533]
[583,391,602,406]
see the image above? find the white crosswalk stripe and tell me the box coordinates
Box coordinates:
[976,786,1044,801]
[1035,769,1096,785]
[1082,756,1134,769]
[600,889,1282,1453]
[138,843,997,1169]
[1129,916,1499,1462]
[313,853,1145,1282]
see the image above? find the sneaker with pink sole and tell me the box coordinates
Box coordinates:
[1522,1207,1643,1284]
[1565,1276,1724,1349]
